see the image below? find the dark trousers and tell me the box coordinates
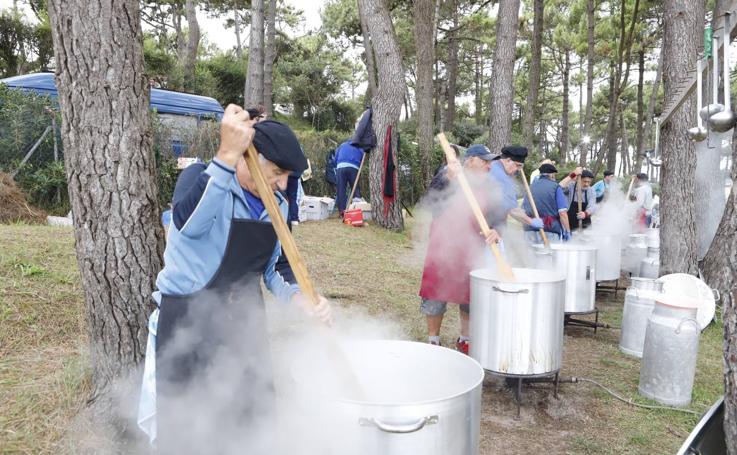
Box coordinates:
[336,166,360,213]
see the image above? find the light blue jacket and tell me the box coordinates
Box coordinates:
[138,157,299,443]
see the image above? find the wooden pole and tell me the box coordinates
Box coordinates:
[519,170,550,247]
[244,145,320,306]
[345,153,365,211]
[436,133,515,281]
[10,126,52,178]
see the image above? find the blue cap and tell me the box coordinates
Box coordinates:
[465,144,496,161]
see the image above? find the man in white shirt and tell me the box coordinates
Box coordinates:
[631,173,653,227]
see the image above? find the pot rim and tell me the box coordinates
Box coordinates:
[335,341,485,407]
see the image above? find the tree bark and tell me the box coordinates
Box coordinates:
[357,0,377,101]
[560,49,570,165]
[47,0,164,425]
[263,0,276,116]
[234,5,243,60]
[444,0,459,130]
[358,0,405,230]
[487,0,521,154]
[660,0,702,275]
[522,0,544,154]
[413,0,436,189]
[702,125,737,454]
[580,0,595,166]
[183,0,200,92]
[244,0,264,107]
[475,43,484,125]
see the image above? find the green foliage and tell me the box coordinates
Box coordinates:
[14,161,69,215]
[0,8,53,77]
[451,120,486,147]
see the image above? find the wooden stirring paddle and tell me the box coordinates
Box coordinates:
[436,133,515,281]
[519,169,550,248]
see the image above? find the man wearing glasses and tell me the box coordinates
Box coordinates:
[487,145,544,232]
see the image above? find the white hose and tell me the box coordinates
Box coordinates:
[573,377,703,416]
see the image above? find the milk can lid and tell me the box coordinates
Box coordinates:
[655,293,699,309]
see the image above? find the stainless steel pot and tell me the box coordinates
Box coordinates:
[534,244,597,314]
[594,234,622,281]
[639,301,700,407]
[470,268,566,376]
[619,277,664,357]
[284,340,484,455]
[623,234,648,274]
[644,228,659,249]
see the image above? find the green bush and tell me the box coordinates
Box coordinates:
[13,160,68,215]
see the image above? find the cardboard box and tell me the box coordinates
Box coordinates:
[300,196,334,221]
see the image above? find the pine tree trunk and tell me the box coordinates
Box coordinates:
[414,0,436,189]
[444,0,459,130]
[702,126,737,454]
[234,7,242,60]
[561,49,570,165]
[487,0,521,154]
[263,0,276,116]
[634,48,645,172]
[358,0,405,230]
[660,0,702,275]
[522,0,543,154]
[244,0,264,107]
[47,0,164,427]
[475,44,484,125]
[636,49,663,172]
[580,0,595,166]
[358,0,378,100]
[183,0,200,92]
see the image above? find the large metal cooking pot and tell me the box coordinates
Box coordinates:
[534,244,597,314]
[619,277,664,357]
[594,234,622,281]
[283,340,484,455]
[470,268,566,376]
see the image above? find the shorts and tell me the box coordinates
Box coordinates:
[420,299,470,316]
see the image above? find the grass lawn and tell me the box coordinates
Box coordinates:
[0,220,725,454]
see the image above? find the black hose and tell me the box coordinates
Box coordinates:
[565,376,703,416]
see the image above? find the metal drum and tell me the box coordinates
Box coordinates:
[470,268,566,376]
[639,247,660,279]
[594,234,622,281]
[639,299,701,407]
[284,340,484,455]
[534,244,597,314]
[619,278,664,357]
[623,234,648,274]
[645,228,660,249]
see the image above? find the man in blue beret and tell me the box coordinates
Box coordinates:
[138,104,332,453]
[523,163,572,241]
[487,145,544,232]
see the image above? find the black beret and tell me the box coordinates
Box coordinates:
[501,145,528,163]
[637,172,649,181]
[252,120,308,173]
[581,170,595,179]
[604,170,615,177]
[539,163,558,174]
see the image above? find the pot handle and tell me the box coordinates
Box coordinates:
[358,415,439,434]
[712,288,721,302]
[492,286,529,294]
[675,318,701,334]
[586,266,591,280]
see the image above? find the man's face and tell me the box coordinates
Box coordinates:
[500,158,524,176]
[464,156,492,174]
[581,177,593,189]
[604,175,614,183]
[236,155,290,195]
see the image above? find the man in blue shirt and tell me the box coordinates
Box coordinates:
[560,167,598,229]
[522,163,571,242]
[487,145,544,232]
[138,105,332,453]
[592,170,614,203]
[334,140,365,216]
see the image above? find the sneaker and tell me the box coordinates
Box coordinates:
[429,339,442,346]
[455,338,469,355]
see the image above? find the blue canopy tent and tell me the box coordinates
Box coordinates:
[1,72,224,156]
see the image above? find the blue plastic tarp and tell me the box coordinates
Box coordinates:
[1,72,224,119]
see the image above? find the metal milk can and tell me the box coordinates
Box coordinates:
[619,278,664,357]
[639,247,660,279]
[639,299,700,407]
[623,234,648,274]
